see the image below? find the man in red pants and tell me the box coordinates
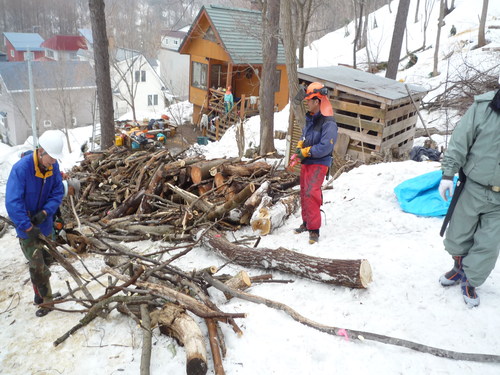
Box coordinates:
[294,82,338,244]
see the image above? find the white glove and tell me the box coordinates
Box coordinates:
[438,179,454,201]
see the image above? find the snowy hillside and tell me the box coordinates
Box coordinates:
[1,1,500,374]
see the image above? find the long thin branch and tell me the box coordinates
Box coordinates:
[202,273,500,363]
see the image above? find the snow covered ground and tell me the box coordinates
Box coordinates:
[1,0,500,374]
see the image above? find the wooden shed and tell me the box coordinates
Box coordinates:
[289,65,428,164]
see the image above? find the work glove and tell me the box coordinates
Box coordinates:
[295,146,311,160]
[31,210,47,226]
[296,140,304,149]
[26,226,42,241]
[438,177,454,201]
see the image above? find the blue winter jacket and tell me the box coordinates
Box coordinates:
[5,151,64,239]
[301,111,338,167]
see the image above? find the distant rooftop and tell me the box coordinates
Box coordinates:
[3,32,44,52]
[78,28,93,45]
[0,61,96,92]
[41,35,88,51]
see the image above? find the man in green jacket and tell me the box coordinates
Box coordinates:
[438,85,500,307]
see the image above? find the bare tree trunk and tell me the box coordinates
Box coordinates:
[386,0,410,79]
[414,0,420,23]
[432,0,445,77]
[259,0,280,155]
[89,0,115,150]
[295,0,313,68]
[477,0,489,48]
[281,0,306,129]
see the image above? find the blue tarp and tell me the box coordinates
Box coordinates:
[394,170,457,217]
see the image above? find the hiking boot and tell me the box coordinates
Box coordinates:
[308,230,319,244]
[35,307,52,317]
[439,256,463,286]
[294,222,308,234]
[461,275,480,307]
[34,292,61,305]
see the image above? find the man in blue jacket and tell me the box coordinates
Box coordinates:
[6,130,65,317]
[294,82,338,244]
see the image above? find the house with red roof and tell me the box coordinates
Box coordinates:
[41,35,87,61]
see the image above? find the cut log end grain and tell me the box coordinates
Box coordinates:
[223,270,252,300]
[359,259,373,288]
[250,207,271,235]
[186,357,208,375]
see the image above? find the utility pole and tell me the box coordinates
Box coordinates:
[27,47,38,146]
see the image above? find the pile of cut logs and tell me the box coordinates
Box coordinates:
[67,146,300,243]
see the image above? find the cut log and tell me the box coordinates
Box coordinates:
[201,230,372,288]
[104,189,145,221]
[207,183,255,221]
[223,271,252,300]
[189,158,238,184]
[240,181,270,225]
[166,183,214,212]
[251,194,299,235]
[151,303,208,375]
[220,161,271,177]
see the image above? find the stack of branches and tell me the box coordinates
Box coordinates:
[36,229,495,374]
[423,62,499,115]
[64,146,300,247]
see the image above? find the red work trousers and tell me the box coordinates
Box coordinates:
[300,164,328,231]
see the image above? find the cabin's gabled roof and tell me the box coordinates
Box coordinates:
[180,5,285,65]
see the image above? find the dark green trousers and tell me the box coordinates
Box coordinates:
[19,238,53,302]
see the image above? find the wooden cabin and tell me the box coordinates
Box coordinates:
[179,5,289,141]
[289,66,428,166]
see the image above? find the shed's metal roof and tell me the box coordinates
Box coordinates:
[3,32,44,52]
[298,65,427,102]
[0,61,96,92]
[202,5,285,65]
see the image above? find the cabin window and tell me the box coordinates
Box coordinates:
[191,62,207,90]
[10,50,14,57]
[204,27,217,43]
[46,49,54,59]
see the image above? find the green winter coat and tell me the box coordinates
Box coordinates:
[441,90,500,186]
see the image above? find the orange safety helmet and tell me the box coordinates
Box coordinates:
[161,114,169,120]
[304,82,333,116]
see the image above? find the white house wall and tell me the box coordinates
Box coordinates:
[111,55,169,120]
[0,88,95,146]
[158,48,189,101]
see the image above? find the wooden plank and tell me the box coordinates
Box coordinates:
[334,113,384,134]
[385,101,417,122]
[331,99,386,121]
[338,127,382,147]
[333,133,350,158]
[336,90,382,107]
[381,130,415,150]
[382,116,417,139]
